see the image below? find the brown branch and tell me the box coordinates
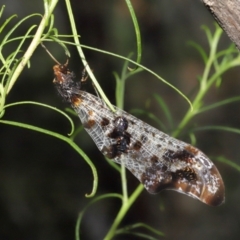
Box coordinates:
[202,0,240,50]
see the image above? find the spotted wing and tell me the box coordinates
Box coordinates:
[72,91,224,206]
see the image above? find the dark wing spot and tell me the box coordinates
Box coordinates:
[132,140,142,150]
[108,128,119,138]
[105,136,130,159]
[140,134,148,143]
[101,117,110,127]
[104,145,118,159]
[172,167,197,182]
[129,119,135,125]
[162,149,194,163]
[144,128,149,133]
[173,150,194,161]
[108,128,131,145]
[150,155,167,172]
[150,155,159,164]
[162,149,175,161]
[116,136,130,153]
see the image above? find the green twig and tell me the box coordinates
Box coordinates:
[7,0,59,94]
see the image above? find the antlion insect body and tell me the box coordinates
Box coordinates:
[53,62,224,206]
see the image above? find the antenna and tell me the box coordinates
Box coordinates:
[41,42,61,65]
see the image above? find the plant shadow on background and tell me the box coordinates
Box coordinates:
[1,0,240,240]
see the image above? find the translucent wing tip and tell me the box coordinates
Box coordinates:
[141,161,225,206]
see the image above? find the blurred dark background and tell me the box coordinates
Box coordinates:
[1,0,240,239]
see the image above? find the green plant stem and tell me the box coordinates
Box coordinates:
[114,55,132,109]
[121,163,128,202]
[7,0,58,94]
[75,193,122,240]
[173,56,240,138]
[116,74,125,110]
[104,184,144,240]
[64,0,115,112]
[200,26,222,90]
[172,26,240,139]
[172,84,205,138]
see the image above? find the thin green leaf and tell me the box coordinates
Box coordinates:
[69,125,84,141]
[3,101,75,135]
[116,231,160,240]
[4,24,38,85]
[188,40,208,63]
[0,83,5,116]
[105,157,121,173]
[1,14,41,47]
[125,0,142,66]
[201,25,213,46]
[188,132,196,146]
[196,96,240,114]
[192,125,240,135]
[153,93,173,129]
[0,5,5,18]
[130,108,167,132]
[116,222,164,237]
[216,156,240,172]
[215,43,238,59]
[0,14,17,34]
[0,119,98,198]
[80,44,193,111]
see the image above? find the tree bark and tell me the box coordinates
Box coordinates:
[202,0,240,50]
